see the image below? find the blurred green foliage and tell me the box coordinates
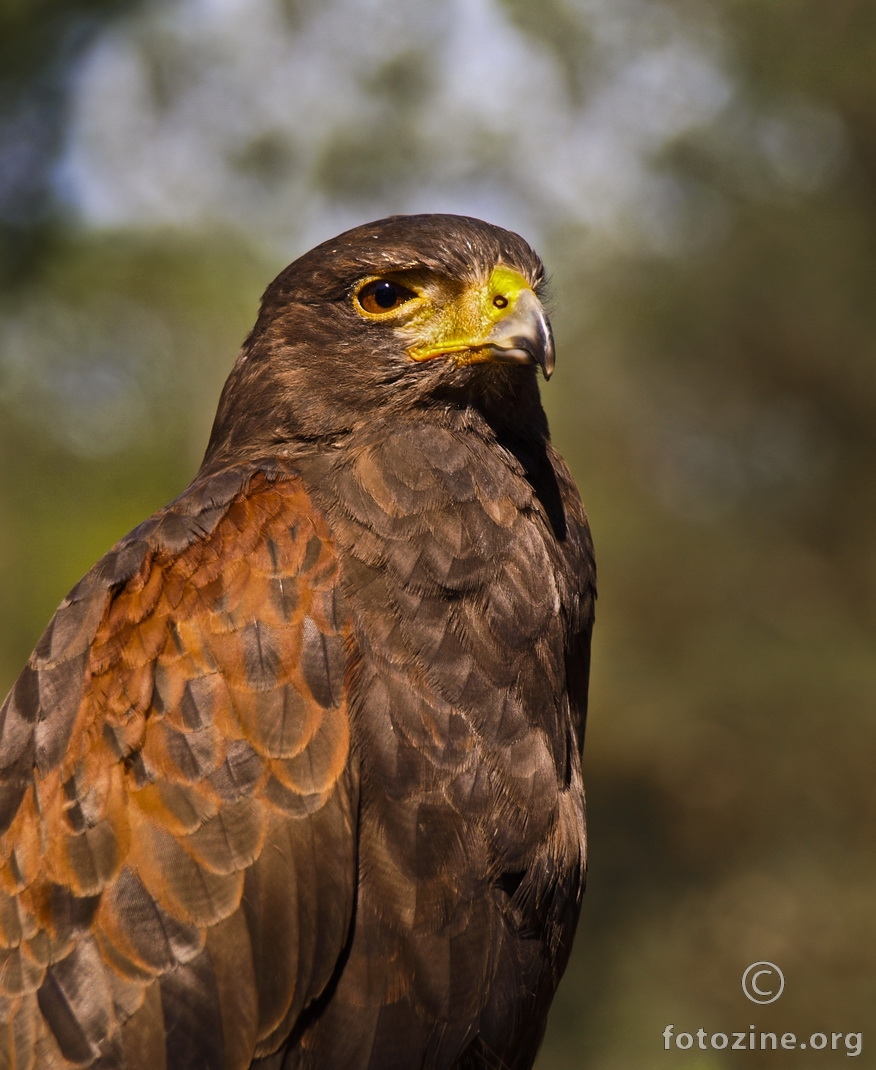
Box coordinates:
[1,1,874,1067]
[0,0,147,278]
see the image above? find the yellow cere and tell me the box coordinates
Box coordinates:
[482,266,532,321]
[406,265,534,365]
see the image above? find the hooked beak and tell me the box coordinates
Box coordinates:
[481,288,555,380]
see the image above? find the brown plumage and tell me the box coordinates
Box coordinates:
[0,215,595,1069]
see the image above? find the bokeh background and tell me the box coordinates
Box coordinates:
[2,1,874,1066]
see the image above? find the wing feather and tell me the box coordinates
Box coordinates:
[0,466,358,1068]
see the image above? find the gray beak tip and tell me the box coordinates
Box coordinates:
[483,288,556,381]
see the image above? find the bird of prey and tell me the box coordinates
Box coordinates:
[0,215,595,1070]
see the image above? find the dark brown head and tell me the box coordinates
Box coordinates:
[202,214,555,469]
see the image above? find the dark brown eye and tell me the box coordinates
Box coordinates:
[356,279,418,315]
[493,294,508,309]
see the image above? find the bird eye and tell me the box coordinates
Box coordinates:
[493,294,509,309]
[356,279,418,315]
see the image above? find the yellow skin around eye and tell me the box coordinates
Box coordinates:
[403,266,535,366]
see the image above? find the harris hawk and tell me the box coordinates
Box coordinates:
[0,215,596,1070]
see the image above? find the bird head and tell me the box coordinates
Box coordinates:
[204,214,556,466]
[347,258,553,380]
